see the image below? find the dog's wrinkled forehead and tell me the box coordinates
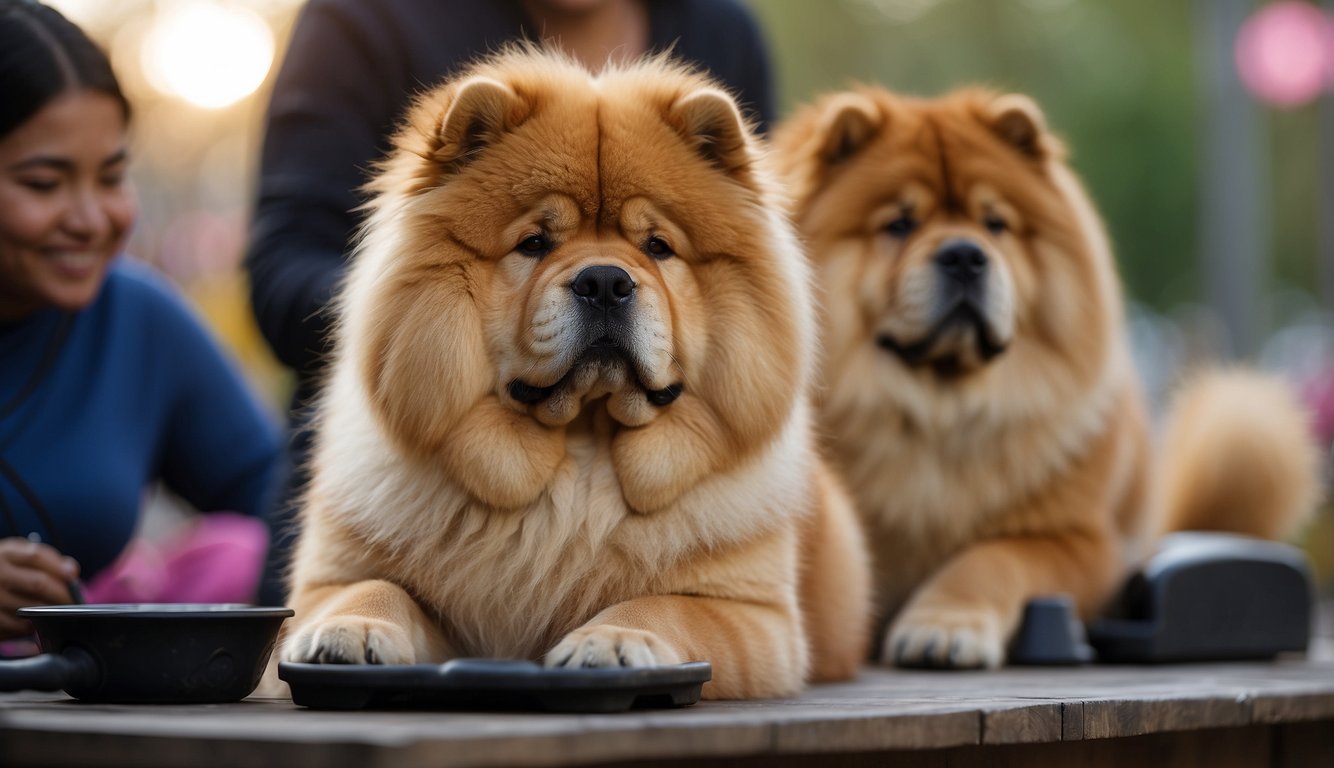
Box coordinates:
[787,88,1061,232]
[879,110,1042,211]
[382,51,760,234]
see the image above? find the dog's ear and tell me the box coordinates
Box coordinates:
[668,87,753,176]
[986,93,1057,160]
[815,92,882,165]
[436,77,530,170]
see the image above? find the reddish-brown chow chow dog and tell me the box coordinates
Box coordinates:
[773,87,1322,668]
[275,49,872,699]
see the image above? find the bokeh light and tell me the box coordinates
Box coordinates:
[140,1,274,109]
[43,0,113,27]
[1235,1,1331,108]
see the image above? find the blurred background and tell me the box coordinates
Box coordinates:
[48,0,1334,588]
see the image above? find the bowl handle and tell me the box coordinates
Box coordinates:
[0,646,99,693]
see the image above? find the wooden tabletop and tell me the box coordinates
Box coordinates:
[2,633,1333,768]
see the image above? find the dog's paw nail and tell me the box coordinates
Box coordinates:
[891,635,910,664]
[889,608,1004,669]
[284,617,416,666]
[948,635,966,666]
[546,625,679,669]
[920,637,940,665]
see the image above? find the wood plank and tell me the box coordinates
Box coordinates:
[981,701,1064,744]
[918,725,1276,768]
[3,649,1334,766]
[765,706,979,752]
[1078,695,1253,739]
[611,725,1286,768]
[1062,701,1085,741]
[1252,690,1334,724]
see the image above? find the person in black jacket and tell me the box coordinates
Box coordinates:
[246,0,776,605]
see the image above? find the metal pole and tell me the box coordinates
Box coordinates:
[1193,0,1267,358]
[1320,2,1334,312]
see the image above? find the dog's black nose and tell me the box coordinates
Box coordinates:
[934,241,987,285]
[571,266,635,309]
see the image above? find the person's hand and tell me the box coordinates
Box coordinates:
[0,537,79,640]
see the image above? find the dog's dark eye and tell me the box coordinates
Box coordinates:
[883,215,917,238]
[517,234,552,258]
[644,236,674,260]
[984,215,1008,235]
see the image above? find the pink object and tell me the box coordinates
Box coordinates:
[1302,370,1334,445]
[1235,2,1332,108]
[81,513,268,605]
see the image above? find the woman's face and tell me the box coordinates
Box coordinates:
[0,90,134,322]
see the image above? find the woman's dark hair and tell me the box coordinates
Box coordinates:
[0,0,130,139]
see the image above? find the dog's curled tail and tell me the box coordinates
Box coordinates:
[1156,369,1323,541]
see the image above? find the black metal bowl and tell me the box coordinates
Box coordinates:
[2,604,292,703]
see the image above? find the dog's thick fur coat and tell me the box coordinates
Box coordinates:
[774,86,1321,668]
[276,50,872,699]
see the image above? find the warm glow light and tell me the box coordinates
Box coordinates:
[1235,1,1331,108]
[141,2,274,109]
[44,0,113,27]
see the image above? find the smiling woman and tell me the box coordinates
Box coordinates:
[0,0,132,321]
[0,92,133,320]
[0,0,282,643]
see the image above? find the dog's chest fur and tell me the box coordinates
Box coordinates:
[316,393,814,659]
[821,351,1127,618]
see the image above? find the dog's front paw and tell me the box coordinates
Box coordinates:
[282,616,418,665]
[545,625,683,669]
[885,605,1005,669]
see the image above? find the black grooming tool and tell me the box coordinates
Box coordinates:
[1088,532,1314,663]
[1008,594,1095,666]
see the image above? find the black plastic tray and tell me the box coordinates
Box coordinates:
[279,659,712,712]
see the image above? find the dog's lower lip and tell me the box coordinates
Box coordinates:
[977,334,1006,361]
[646,383,683,406]
[876,333,921,363]
[931,356,965,378]
[508,379,554,404]
[509,373,682,407]
[877,302,1006,368]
